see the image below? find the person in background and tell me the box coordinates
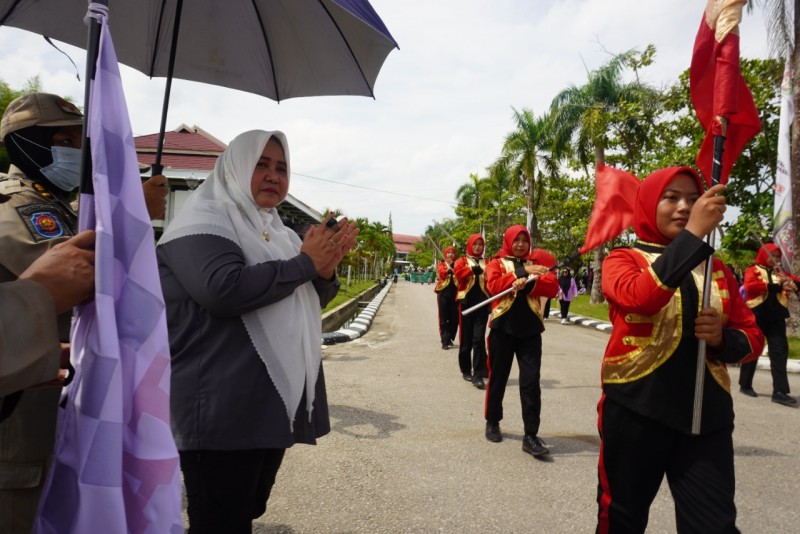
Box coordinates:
[739,243,798,406]
[434,245,459,350]
[595,167,764,533]
[542,297,552,321]
[453,234,489,388]
[557,268,578,324]
[158,129,358,532]
[483,225,559,457]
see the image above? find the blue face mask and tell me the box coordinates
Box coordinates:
[40,146,82,192]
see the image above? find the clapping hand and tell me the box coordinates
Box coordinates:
[300,215,360,279]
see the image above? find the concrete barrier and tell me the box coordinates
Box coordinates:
[321,282,382,333]
[321,280,392,345]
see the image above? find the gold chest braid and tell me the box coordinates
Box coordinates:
[602,249,731,391]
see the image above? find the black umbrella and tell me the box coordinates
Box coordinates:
[0,0,398,173]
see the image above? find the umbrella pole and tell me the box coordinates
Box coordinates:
[79,0,108,196]
[152,0,184,176]
[691,123,726,435]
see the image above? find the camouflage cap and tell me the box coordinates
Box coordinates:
[1,93,83,140]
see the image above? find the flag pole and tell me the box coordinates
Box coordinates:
[692,118,727,435]
[78,0,108,197]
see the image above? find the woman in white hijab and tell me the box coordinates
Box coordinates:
[157,130,358,532]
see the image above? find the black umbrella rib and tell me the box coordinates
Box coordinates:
[250,0,280,102]
[316,0,375,98]
[0,0,23,26]
[149,0,170,77]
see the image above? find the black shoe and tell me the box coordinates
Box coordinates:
[448,340,455,347]
[462,372,473,382]
[740,387,758,398]
[442,344,449,350]
[472,376,485,390]
[771,392,798,407]
[522,435,550,457]
[485,422,502,442]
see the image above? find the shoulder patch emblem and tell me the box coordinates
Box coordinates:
[15,203,76,242]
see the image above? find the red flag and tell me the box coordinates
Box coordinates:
[579,164,640,254]
[690,0,761,186]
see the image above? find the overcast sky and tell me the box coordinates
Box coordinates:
[0,0,772,236]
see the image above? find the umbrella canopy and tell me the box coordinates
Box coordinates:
[0,0,398,100]
[1,0,398,172]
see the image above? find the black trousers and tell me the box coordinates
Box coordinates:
[437,292,458,345]
[559,299,571,318]
[458,303,488,377]
[180,448,286,534]
[485,330,542,436]
[596,396,738,534]
[543,298,552,319]
[738,316,790,394]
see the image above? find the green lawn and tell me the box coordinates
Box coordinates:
[567,294,609,322]
[566,294,799,359]
[322,280,378,313]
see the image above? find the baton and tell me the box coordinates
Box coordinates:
[462,252,578,316]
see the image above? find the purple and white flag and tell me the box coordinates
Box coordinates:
[35,6,183,533]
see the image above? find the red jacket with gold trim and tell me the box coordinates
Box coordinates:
[453,255,489,305]
[601,232,764,434]
[485,256,559,336]
[434,260,456,295]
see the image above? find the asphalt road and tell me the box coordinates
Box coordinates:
[253,281,800,533]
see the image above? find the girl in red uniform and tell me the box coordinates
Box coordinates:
[596,167,764,533]
[739,243,798,405]
[483,225,559,457]
[434,246,459,350]
[453,234,490,387]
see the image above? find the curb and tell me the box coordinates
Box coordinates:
[550,310,800,374]
[321,281,392,346]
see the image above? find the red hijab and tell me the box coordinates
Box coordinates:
[498,225,530,258]
[442,245,457,263]
[465,234,484,257]
[633,166,705,245]
[755,243,780,267]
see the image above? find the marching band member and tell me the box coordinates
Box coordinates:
[595,167,763,533]
[434,246,459,350]
[483,225,559,457]
[454,234,490,388]
[739,243,798,406]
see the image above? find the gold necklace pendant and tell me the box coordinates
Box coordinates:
[263,231,270,242]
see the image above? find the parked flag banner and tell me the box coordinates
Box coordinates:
[36,7,183,533]
[690,0,761,186]
[773,57,794,271]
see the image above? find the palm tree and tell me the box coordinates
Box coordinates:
[455,172,491,237]
[494,108,561,246]
[549,50,661,303]
[483,159,519,251]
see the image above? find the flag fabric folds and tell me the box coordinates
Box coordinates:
[36,8,183,534]
[773,57,794,271]
[690,0,761,186]
[579,164,640,254]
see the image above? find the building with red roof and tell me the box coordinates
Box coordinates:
[392,233,421,266]
[135,125,322,231]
